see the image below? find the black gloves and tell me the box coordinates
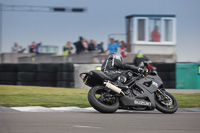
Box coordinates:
[138,67,144,73]
[138,67,148,74]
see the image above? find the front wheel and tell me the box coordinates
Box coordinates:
[155,90,178,114]
[88,86,119,113]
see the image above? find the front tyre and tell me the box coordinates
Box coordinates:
[155,91,178,114]
[88,86,119,113]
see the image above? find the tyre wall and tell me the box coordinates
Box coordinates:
[152,63,176,89]
[0,64,18,85]
[1,63,199,89]
[0,63,75,88]
[56,63,74,88]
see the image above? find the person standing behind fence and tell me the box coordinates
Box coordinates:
[120,41,127,58]
[62,41,74,56]
[11,42,19,53]
[96,42,104,53]
[29,41,36,53]
[18,46,26,53]
[104,38,120,54]
[88,39,96,51]
[35,42,42,54]
[82,38,89,52]
[73,36,85,54]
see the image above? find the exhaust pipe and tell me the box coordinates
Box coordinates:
[104,81,125,96]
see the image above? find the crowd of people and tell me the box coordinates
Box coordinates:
[62,37,127,57]
[11,42,26,53]
[11,37,128,58]
[11,41,42,54]
[70,36,105,55]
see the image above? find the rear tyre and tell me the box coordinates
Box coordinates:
[155,91,178,114]
[88,86,119,113]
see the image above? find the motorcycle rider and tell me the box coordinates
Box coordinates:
[101,53,146,89]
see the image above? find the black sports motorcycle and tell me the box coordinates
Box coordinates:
[79,62,178,114]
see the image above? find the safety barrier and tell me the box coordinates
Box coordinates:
[0,63,199,89]
[176,63,200,89]
[152,63,176,88]
[0,63,74,88]
[57,63,74,88]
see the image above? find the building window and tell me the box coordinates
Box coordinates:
[149,18,161,42]
[133,16,176,45]
[137,19,145,41]
[164,19,173,41]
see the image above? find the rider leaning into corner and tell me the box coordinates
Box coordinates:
[101,53,147,89]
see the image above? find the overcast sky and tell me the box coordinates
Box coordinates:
[0,0,200,62]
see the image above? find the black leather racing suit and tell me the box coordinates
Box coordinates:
[101,58,139,82]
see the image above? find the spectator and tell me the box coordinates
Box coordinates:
[62,41,74,56]
[29,41,36,53]
[11,42,19,53]
[120,41,127,58]
[35,42,42,54]
[82,38,89,52]
[96,42,104,53]
[88,39,96,51]
[151,26,161,42]
[73,36,85,54]
[18,46,26,53]
[104,38,120,54]
[115,40,120,45]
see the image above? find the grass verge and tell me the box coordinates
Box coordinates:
[0,85,90,107]
[0,85,200,108]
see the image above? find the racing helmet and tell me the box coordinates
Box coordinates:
[108,53,124,62]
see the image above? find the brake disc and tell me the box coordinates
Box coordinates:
[161,96,173,106]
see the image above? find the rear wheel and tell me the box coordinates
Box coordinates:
[155,90,178,114]
[88,86,119,113]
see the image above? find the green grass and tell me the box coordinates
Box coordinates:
[0,85,200,108]
[0,85,90,107]
[172,93,200,108]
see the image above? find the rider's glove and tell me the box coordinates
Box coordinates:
[138,67,148,74]
[138,67,144,73]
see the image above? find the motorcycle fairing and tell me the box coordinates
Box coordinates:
[135,77,162,94]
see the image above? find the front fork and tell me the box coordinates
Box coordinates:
[157,89,171,103]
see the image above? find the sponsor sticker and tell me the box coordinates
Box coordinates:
[198,65,200,75]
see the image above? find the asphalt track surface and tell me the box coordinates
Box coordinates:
[1,89,200,133]
[1,110,200,133]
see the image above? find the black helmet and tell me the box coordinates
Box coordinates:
[108,53,124,62]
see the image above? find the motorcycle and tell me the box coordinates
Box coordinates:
[79,61,178,114]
